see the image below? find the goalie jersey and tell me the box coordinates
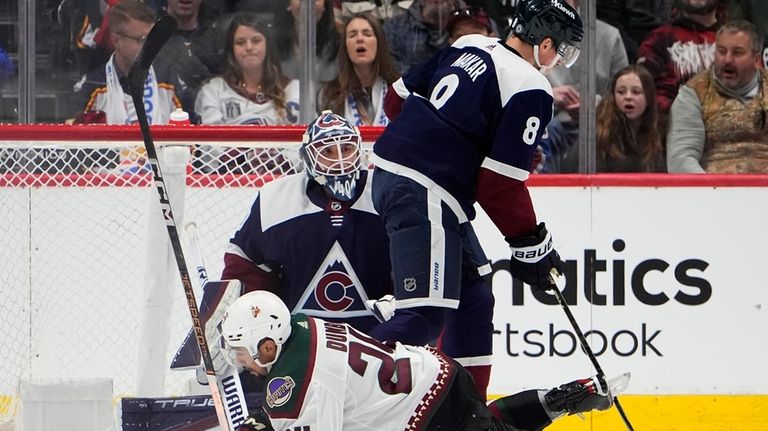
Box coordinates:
[223,171,392,332]
[265,314,457,431]
[370,34,554,222]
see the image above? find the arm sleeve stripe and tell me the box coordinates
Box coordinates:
[481,157,530,182]
[392,77,410,99]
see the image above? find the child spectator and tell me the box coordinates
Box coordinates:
[317,13,400,126]
[596,64,665,172]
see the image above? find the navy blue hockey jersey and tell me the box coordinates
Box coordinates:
[224,171,393,332]
[371,34,554,223]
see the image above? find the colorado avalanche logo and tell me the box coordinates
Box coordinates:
[315,271,356,311]
[266,376,296,408]
[294,242,373,318]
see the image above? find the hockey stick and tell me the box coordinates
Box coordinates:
[183,222,250,424]
[547,275,636,431]
[126,15,234,430]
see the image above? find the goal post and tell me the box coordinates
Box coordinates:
[0,124,379,427]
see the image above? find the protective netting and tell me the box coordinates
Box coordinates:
[0,125,376,427]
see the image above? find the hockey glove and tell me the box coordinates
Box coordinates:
[237,408,274,431]
[506,222,562,291]
[366,294,396,322]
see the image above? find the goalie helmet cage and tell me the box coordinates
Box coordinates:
[0,124,381,427]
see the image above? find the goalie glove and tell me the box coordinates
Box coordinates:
[506,222,563,291]
[366,294,396,322]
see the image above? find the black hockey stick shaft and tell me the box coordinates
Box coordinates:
[548,279,636,431]
[126,15,231,431]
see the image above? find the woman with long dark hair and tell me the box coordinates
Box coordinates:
[195,13,299,173]
[317,13,399,126]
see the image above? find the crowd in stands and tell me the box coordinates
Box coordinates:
[2,0,768,173]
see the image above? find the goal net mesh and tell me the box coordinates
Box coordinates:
[0,125,376,424]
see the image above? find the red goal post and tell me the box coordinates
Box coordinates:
[0,124,381,426]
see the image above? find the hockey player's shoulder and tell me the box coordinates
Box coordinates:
[259,174,322,230]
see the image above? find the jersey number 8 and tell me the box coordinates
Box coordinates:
[429,74,542,146]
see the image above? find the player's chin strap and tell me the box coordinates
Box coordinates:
[533,44,563,76]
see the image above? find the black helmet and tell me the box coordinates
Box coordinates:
[509,0,584,67]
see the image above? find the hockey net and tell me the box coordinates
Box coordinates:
[0,124,379,426]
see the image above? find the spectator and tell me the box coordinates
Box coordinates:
[445,5,495,45]
[194,13,299,173]
[58,0,118,75]
[637,0,721,136]
[384,0,464,74]
[596,64,665,172]
[317,13,400,126]
[667,19,768,173]
[153,0,221,122]
[70,0,181,173]
[273,0,340,82]
[542,0,628,173]
[72,0,180,125]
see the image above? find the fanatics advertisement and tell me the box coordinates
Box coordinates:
[475,185,768,396]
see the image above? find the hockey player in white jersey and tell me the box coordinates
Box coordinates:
[369,0,584,346]
[220,291,630,431]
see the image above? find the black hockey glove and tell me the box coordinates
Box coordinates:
[506,222,562,291]
[237,408,274,431]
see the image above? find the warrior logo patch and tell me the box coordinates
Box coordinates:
[266,376,296,408]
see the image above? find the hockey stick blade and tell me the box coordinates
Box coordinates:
[548,276,636,431]
[126,15,176,94]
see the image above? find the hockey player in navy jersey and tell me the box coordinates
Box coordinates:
[368,0,583,350]
[221,291,630,431]
[219,110,495,398]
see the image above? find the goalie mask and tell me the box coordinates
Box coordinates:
[509,0,584,73]
[219,290,292,372]
[300,111,362,201]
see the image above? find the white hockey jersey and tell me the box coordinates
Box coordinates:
[264,315,457,431]
[194,76,301,125]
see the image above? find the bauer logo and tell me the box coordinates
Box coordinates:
[266,376,296,408]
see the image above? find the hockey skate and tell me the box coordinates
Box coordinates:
[544,372,630,417]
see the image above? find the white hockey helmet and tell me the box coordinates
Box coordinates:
[300,110,362,201]
[219,290,292,371]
